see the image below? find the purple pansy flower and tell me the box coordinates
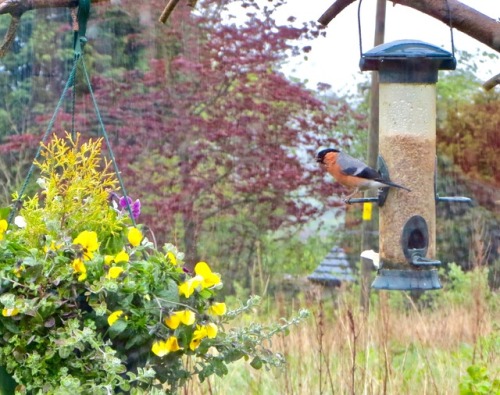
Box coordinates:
[119,196,141,220]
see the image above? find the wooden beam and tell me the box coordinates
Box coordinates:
[319,0,500,53]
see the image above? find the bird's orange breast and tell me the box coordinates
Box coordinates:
[322,151,371,189]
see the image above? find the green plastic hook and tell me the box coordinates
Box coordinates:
[74,0,91,57]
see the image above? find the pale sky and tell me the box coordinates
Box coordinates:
[278,0,500,93]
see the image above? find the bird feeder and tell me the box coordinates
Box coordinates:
[359,40,458,290]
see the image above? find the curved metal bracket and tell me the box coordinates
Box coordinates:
[376,155,390,206]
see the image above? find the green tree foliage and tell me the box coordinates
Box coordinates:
[438,90,500,186]
[435,52,499,283]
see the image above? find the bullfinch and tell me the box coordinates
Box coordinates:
[316,148,411,200]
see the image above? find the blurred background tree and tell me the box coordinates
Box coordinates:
[0,0,363,291]
[435,51,499,287]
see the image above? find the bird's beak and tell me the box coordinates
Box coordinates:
[316,157,323,164]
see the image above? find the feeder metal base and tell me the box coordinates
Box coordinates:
[371,269,441,291]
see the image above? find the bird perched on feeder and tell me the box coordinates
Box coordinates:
[316,148,411,201]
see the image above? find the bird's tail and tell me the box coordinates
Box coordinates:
[378,179,411,192]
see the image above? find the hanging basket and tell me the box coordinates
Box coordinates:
[0,3,301,393]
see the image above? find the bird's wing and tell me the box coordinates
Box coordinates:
[337,153,381,180]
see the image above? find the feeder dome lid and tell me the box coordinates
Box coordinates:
[360,39,456,83]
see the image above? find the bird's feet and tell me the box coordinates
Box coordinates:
[342,189,359,204]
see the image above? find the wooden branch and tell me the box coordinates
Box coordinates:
[318,0,356,26]
[0,0,110,14]
[0,0,78,15]
[159,0,181,24]
[319,0,500,53]
[0,0,108,57]
[395,0,500,52]
[0,14,19,57]
[483,73,500,91]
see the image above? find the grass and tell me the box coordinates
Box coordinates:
[183,267,500,395]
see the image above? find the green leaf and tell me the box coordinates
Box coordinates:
[125,333,148,350]
[155,279,179,307]
[213,359,228,377]
[250,356,263,370]
[108,320,128,338]
[0,208,10,220]
[0,293,16,306]
[58,347,72,359]
[222,348,246,363]
[198,288,213,300]
[0,319,21,334]
[102,232,125,255]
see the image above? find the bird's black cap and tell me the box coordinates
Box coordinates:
[316,148,340,164]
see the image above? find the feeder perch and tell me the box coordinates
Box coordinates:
[359,39,457,291]
[345,155,391,207]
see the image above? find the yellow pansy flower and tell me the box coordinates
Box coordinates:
[178,276,203,298]
[189,323,218,351]
[194,262,222,289]
[166,251,177,266]
[2,308,19,317]
[107,266,124,280]
[104,255,114,265]
[114,250,129,263]
[73,230,99,260]
[72,258,87,281]
[205,323,218,338]
[107,310,125,326]
[127,227,142,247]
[151,336,182,357]
[208,302,227,316]
[164,310,196,330]
[104,250,129,267]
[13,264,25,278]
[0,219,7,241]
[189,326,207,351]
[44,240,62,254]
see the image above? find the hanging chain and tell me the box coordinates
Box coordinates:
[357,0,456,58]
[357,0,364,58]
[8,60,79,225]
[81,57,137,227]
[9,0,137,227]
[445,0,456,58]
